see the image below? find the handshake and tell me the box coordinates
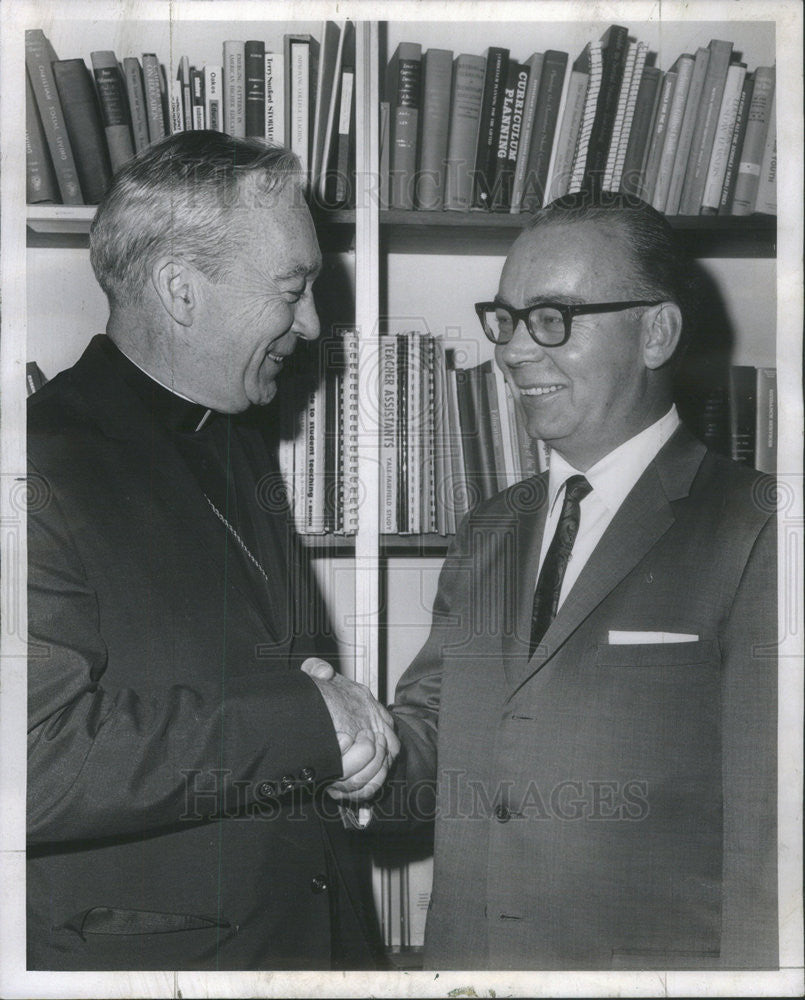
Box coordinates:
[301,658,400,803]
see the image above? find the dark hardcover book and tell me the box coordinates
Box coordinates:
[729,365,757,467]
[583,24,630,190]
[678,39,734,215]
[620,65,662,197]
[455,362,499,503]
[122,57,150,152]
[521,49,569,212]
[472,47,509,210]
[443,54,486,211]
[25,29,83,204]
[26,361,48,396]
[732,65,774,216]
[332,62,355,206]
[718,71,754,215]
[386,42,422,210]
[310,22,341,187]
[490,60,522,211]
[483,364,508,493]
[52,58,113,204]
[141,53,167,143]
[25,73,59,203]
[245,40,266,137]
[90,51,135,172]
[190,68,205,129]
[416,47,454,210]
[754,368,776,473]
[396,333,410,533]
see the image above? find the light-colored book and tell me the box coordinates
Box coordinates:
[509,52,543,213]
[664,46,709,215]
[204,65,222,132]
[753,91,777,214]
[546,68,588,201]
[701,62,747,213]
[651,53,694,211]
[264,52,284,143]
[223,40,246,138]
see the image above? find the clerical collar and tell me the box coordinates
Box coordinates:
[99,336,216,434]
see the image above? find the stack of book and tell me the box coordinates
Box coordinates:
[382,25,776,217]
[25,23,356,207]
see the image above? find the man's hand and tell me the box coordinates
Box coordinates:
[300,658,399,801]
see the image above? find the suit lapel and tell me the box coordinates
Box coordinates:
[504,428,707,696]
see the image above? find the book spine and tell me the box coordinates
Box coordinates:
[469,362,499,501]
[731,66,775,215]
[122,58,150,153]
[752,91,777,215]
[290,39,311,174]
[583,25,629,188]
[496,369,521,485]
[701,62,747,213]
[416,48,454,210]
[25,73,59,203]
[26,361,48,395]
[663,47,709,215]
[650,55,694,212]
[52,59,112,204]
[639,69,677,203]
[754,368,777,473]
[454,367,484,509]
[245,40,266,138]
[388,43,422,210]
[619,65,661,197]
[484,365,508,492]
[445,366,469,522]
[177,56,192,131]
[264,53,284,143]
[729,365,757,467]
[25,30,83,204]
[317,25,348,199]
[521,49,568,212]
[679,40,734,215]
[305,381,326,533]
[717,72,753,215]
[408,332,422,534]
[141,54,167,143]
[203,65,223,132]
[190,68,205,129]
[379,100,391,210]
[396,334,409,533]
[380,336,398,534]
[90,52,135,173]
[568,42,602,192]
[472,47,509,210]
[223,40,246,138]
[342,329,360,534]
[421,335,437,533]
[609,41,647,192]
[443,54,485,211]
[490,61,521,212]
[333,67,354,206]
[603,40,637,191]
[547,68,588,201]
[169,76,185,133]
[431,337,453,534]
[510,52,544,212]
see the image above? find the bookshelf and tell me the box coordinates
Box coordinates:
[16,5,784,964]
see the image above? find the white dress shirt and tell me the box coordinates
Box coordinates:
[538,405,681,609]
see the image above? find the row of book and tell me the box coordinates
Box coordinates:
[25,23,356,207]
[693,365,777,474]
[382,25,777,217]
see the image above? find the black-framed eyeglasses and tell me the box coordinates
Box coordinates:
[475,299,666,348]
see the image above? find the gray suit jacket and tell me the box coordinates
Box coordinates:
[390,427,777,970]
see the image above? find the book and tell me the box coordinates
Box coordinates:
[25,29,83,204]
[521,49,568,212]
[602,39,638,192]
[190,68,205,129]
[122,58,150,153]
[263,53,284,143]
[52,58,112,204]
[303,379,327,534]
[717,71,754,215]
[678,39,734,214]
[752,91,777,215]
[444,364,469,524]
[443,54,486,211]
[483,364,508,492]
[286,34,320,178]
[731,65,775,215]
[386,42,422,210]
[567,40,603,193]
[490,60,522,212]
[546,65,588,201]
[407,332,422,535]
[619,65,662,197]
[380,336,398,533]
[664,46,709,215]
[332,59,355,206]
[416,47,454,210]
[432,337,455,535]
[729,366,757,467]
[509,52,544,212]
[25,73,59,203]
[178,56,193,131]
[650,53,694,212]
[90,51,135,173]
[169,76,185,133]
[26,361,48,396]
[700,62,747,214]
[396,333,410,532]
[141,53,167,143]
[379,100,390,210]
[421,335,437,532]
[583,24,630,190]
[639,68,677,203]
[608,40,648,193]
[204,65,223,132]
[472,47,509,210]
[317,22,352,200]
[223,40,246,138]
[244,40,266,138]
[340,329,360,535]
[754,368,777,473]
[310,22,341,186]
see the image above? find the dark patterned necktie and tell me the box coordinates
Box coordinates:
[529,475,593,656]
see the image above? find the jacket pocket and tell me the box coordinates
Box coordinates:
[595,638,716,668]
[61,906,234,940]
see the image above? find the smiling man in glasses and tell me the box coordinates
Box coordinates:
[357,192,778,971]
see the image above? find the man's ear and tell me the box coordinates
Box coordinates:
[151,258,196,327]
[642,301,682,370]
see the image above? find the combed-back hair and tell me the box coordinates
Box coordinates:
[89,131,302,307]
[529,190,699,354]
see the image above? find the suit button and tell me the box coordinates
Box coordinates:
[279,774,295,792]
[257,781,276,799]
[310,874,329,894]
[495,804,511,823]
[300,766,316,784]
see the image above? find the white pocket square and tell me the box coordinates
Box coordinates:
[608,630,699,645]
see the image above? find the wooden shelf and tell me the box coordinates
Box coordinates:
[379,209,777,258]
[301,533,451,555]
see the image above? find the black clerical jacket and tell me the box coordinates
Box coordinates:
[27,336,382,970]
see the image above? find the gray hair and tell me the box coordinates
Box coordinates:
[89,131,302,307]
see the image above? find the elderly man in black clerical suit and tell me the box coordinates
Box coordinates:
[27,131,397,971]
